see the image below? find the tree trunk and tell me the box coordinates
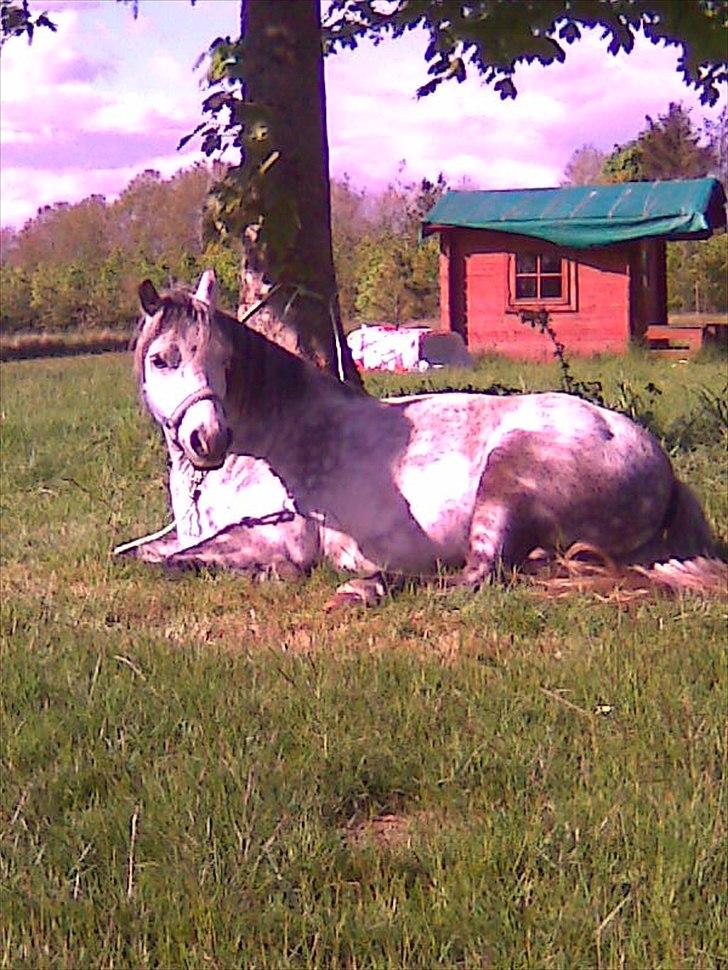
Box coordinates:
[236,0,363,390]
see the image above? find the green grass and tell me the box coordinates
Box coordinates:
[1,352,727,969]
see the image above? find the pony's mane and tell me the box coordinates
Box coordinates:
[220,303,339,420]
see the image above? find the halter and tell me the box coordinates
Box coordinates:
[161,387,222,439]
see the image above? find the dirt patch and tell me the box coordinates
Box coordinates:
[343,810,437,850]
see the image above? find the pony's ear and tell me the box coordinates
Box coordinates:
[194,269,216,306]
[139,280,161,315]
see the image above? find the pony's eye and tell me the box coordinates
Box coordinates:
[149,345,181,370]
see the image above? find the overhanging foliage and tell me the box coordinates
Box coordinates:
[324,1,728,105]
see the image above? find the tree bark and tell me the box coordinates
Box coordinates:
[236,0,363,389]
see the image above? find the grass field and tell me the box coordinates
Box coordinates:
[1,350,727,969]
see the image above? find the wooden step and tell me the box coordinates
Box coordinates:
[644,324,704,356]
[645,324,703,350]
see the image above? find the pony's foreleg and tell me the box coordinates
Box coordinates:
[155,521,315,581]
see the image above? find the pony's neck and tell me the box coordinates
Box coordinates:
[219,310,352,445]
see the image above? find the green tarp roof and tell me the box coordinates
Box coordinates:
[422,178,726,248]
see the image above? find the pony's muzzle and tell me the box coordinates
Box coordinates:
[189,426,232,466]
[179,400,232,469]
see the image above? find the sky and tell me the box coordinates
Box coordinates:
[1,0,725,229]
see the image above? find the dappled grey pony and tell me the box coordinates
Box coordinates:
[116,270,725,602]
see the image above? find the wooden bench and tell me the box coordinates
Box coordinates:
[644,325,705,358]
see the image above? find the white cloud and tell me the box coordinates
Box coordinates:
[325,25,725,191]
[0,127,34,144]
[0,2,216,226]
[1,11,100,140]
[1,166,114,226]
[84,97,186,135]
[0,143,206,227]
[0,7,724,228]
[1,9,84,101]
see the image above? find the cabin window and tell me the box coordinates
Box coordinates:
[507,251,575,311]
[514,253,563,300]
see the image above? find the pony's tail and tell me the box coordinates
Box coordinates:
[657,479,716,561]
[632,479,726,595]
[526,544,728,600]
[640,556,728,596]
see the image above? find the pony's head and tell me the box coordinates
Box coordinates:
[135,270,233,469]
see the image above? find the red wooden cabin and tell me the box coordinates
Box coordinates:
[422,179,726,360]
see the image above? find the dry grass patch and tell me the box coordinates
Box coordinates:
[0,330,130,361]
[523,544,728,601]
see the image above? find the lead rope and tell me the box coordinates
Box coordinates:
[237,281,283,326]
[329,295,346,383]
[112,468,205,556]
[289,285,346,383]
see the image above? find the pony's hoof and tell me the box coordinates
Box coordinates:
[325,576,387,611]
[324,590,367,612]
[252,561,302,583]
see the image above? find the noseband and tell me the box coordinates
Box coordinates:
[154,387,222,441]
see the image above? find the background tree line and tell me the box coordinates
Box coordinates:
[0,164,233,333]
[2,0,725,378]
[2,101,724,335]
[562,102,727,314]
[0,163,443,334]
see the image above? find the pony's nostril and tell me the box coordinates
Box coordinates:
[187,425,229,467]
[189,429,205,457]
